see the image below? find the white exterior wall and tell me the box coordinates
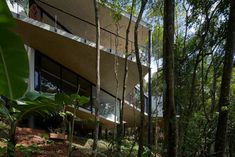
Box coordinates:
[25,46,35,92]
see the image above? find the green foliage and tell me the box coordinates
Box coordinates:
[0,92,64,157]
[55,93,90,108]
[0,92,63,124]
[109,0,122,23]
[0,138,7,156]
[147,0,163,18]
[149,0,232,156]
[0,0,15,27]
[17,144,41,157]
[152,25,163,59]
[0,146,6,156]
[6,142,15,156]
[151,69,163,97]
[142,146,153,157]
[0,0,29,100]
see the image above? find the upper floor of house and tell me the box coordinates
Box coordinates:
[7,0,150,65]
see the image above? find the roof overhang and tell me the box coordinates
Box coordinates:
[13,15,148,99]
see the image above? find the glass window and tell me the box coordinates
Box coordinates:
[61,68,77,94]
[78,77,91,97]
[62,68,77,86]
[41,71,60,93]
[41,56,60,76]
[92,86,120,122]
[144,95,148,113]
[34,52,39,69]
[34,51,94,111]
[34,69,40,91]
[78,77,91,110]
[61,82,77,94]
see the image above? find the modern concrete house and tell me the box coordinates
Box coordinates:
[7,0,151,135]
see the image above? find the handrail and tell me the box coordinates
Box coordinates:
[36,0,134,45]
[36,0,149,65]
[37,5,72,34]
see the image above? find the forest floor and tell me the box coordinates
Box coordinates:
[0,127,113,157]
[0,127,161,157]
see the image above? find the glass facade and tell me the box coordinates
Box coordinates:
[125,87,149,114]
[92,86,120,122]
[34,51,120,121]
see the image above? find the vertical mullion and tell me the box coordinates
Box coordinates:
[90,84,93,113]
[38,52,41,92]
[59,65,62,93]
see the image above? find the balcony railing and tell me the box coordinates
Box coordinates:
[125,86,149,114]
[36,0,149,65]
[10,0,148,66]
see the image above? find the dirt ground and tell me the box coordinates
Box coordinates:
[1,127,160,157]
[15,127,88,157]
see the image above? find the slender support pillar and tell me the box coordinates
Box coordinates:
[148,29,152,153]
[105,129,108,140]
[99,125,102,139]
[124,123,126,137]
[27,46,35,128]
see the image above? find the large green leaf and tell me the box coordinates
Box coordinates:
[0,1,29,100]
[77,95,90,105]
[24,91,55,101]
[55,93,90,106]
[0,28,29,99]
[0,0,15,27]
[13,94,63,121]
[70,94,90,105]
[55,93,72,105]
[0,98,12,121]
[15,101,61,121]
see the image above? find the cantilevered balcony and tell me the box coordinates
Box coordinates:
[8,0,150,65]
[35,0,150,65]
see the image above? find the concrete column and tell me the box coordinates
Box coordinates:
[26,46,35,92]
[26,45,35,128]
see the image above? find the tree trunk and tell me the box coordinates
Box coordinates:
[119,0,135,152]
[210,55,217,114]
[228,126,235,157]
[214,1,235,157]
[163,0,178,157]
[134,0,148,157]
[92,0,101,156]
[7,122,16,157]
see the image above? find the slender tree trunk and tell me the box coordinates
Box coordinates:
[68,119,72,156]
[228,126,235,157]
[214,1,235,157]
[92,0,101,156]
[163,0,178,157]
[134,0,148,157]
[7,122,16,157]
[210,55,217,114]
[118,0,135,152]
[68,88,80,157]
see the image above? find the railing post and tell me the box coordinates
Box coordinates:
[54,15,57,32]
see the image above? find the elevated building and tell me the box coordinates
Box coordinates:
[7,0,151,135]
